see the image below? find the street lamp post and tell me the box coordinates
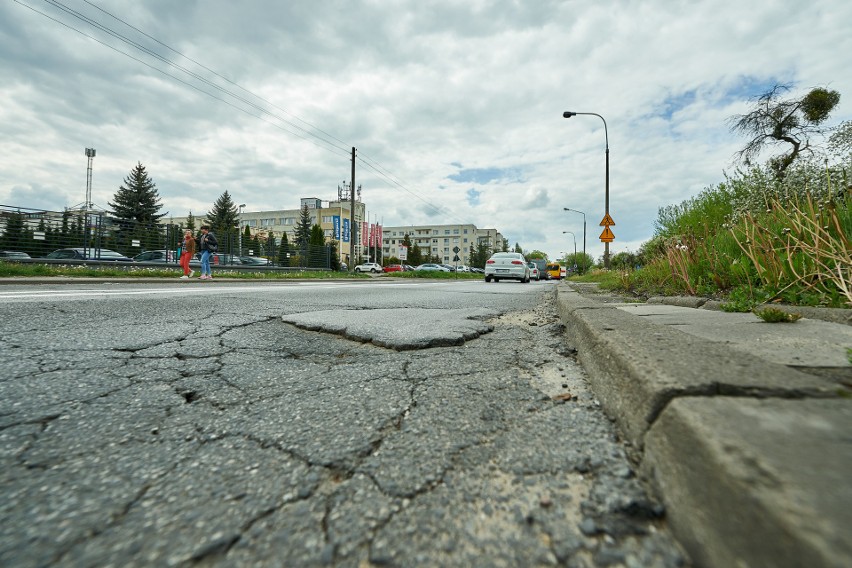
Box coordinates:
[561,231,577,258]
[563,111,610,268]
[562,231,577,274]
[563,207,586,272]
[238,203,246,257]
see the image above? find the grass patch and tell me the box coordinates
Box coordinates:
[0,262,366,280]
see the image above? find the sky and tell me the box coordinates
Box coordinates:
[2,0,851,262]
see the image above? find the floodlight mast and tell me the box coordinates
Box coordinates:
[84,148,96,209]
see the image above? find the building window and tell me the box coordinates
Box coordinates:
[453,229,459,234]
[444,230,450,235]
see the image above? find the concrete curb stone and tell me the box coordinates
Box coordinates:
[557,282,851,568]
[648,295,852,326]
[643,397,852,568]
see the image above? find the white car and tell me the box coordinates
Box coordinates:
[527,262,540,281]
[354,262,383,273]
[414,263,451,272]
[484,252,530,283]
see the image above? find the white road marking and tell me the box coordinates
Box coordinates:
[0,279,479,301]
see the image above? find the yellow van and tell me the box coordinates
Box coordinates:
[545,263,562,280]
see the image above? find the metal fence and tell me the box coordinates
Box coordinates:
[0,204,337,269]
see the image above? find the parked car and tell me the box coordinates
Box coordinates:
[0,251,31,259]
[455,265,471,273]
[403,265,415,272]
[239,256,271,266]
[45,248,133,262]
[354,262,383,273]
[415,263,450,272]
[470,267,484,274]
[527,262,540,281]
[133,250,175,263]
[383,264,404,273]
[192,253,242,266]
[484,252,530,283]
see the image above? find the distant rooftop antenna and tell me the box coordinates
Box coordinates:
[84,148,96,209]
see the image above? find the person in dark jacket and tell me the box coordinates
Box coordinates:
[198,225,218,280]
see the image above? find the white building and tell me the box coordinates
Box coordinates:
[382,224,504,265]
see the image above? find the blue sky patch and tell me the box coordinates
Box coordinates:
[466,188,481,206]
[448,166,523,184]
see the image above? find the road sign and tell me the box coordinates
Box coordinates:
[453,255,460,262]
[599,227,615,242]
[599,213,615,226]
[398,245,408,261]
[452,246,460,254]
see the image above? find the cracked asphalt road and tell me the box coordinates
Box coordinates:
[0,280,687,566]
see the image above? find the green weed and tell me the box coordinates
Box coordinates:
[752,307,802,322]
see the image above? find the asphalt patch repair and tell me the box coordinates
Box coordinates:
[281,307,498,350]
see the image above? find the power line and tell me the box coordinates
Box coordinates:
[18,0,350,158]
[15,0,473,225]
[79,0,352,154]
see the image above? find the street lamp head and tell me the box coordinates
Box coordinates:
[239,203,246,208]
[563,111,576,118]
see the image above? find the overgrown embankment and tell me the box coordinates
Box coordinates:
[590,160,851,309]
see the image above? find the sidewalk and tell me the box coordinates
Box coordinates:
[556,282,852,568]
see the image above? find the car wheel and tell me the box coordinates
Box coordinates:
[494,278,500,283]
[485,276,491,282]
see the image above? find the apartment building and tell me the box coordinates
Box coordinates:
[382,224,504,266]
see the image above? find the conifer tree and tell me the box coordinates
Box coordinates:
[309,224,325,267]
[185,211,196,233]
[109,162,166,251]
[205,191,238,254]
[278,231,290,266]
[294,204,312,248]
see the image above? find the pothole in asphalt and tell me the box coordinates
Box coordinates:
[281,308,499,351]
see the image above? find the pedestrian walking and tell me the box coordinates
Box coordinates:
[198,225,218,280]
[178,229,196,279]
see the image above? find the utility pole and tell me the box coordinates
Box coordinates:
[349,147,356,269]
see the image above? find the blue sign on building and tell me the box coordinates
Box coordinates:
[333,216,340,240]
[342,218,350,242]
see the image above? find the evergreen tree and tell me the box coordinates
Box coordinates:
[0,211,25,251]
[309,224,325,267]
[266,232,277,262]
[277,231,290,266]
[205,191,238,255]
[185,211,196,233]
[294,204,312,248]
[108,162,166,251]
[328,239,340,271]
[409,242,423,266]
[514,242,523,253]
[242,224,251,256]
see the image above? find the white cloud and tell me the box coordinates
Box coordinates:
[1,0,850,263]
